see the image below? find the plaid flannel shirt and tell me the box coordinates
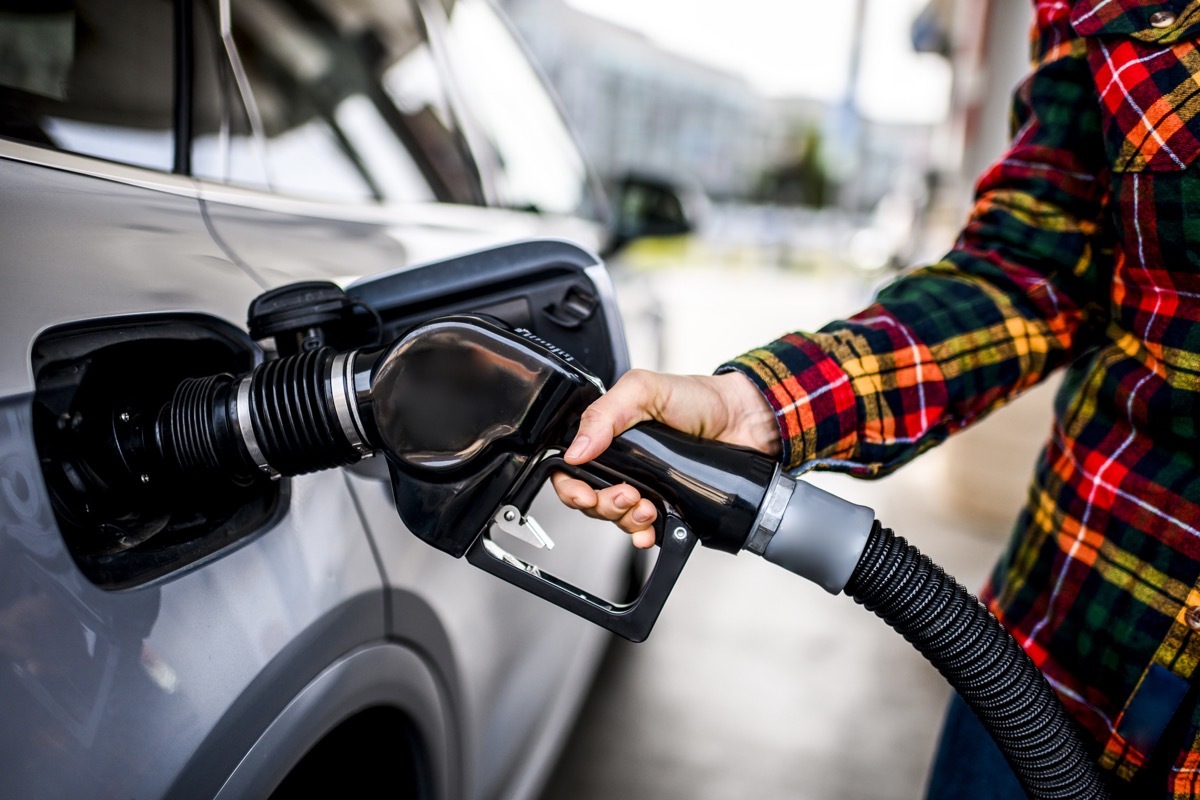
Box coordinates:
[722,1,1200,794]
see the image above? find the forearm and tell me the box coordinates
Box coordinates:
[722,6,1112,475]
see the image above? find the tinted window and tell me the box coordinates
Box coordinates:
[0,0,174,170]
[375,8,483,205]
[225,0,377,203]
[192,0,270,190]
[440,0,600,219]
[192,0,482,206]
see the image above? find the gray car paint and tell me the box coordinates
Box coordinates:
[201,191,631,800]
[0,152,408,798]
[1,136,634,799]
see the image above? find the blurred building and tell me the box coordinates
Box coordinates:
[919,0,1033,217]
[498,0,775,200]
[500,0,967,238]
[497,0,1037,267]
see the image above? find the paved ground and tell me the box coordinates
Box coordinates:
[537,259,1052,800]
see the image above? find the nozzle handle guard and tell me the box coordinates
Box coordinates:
[466,450,697,643]
[464,418,777,641]
[367,315,779,641]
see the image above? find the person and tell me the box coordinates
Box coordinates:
[551,2,1200,797]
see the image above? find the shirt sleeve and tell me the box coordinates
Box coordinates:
[719,4,1115,477]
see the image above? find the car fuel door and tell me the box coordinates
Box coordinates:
[349,238,630,386]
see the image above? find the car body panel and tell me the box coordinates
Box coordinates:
[0,144,634,800]
[196,187,630,772]
[0,0,649,795]
[194,643,456,800]
[197,180,609,289]
[0,150,255,395]
[299,240,633,799]
[0,398,387,800]
[206,642,453,800]
[350,476,631,800]
[0,149,393,798]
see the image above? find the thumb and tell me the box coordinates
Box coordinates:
[563,370,656,464]
[563,401,620,464]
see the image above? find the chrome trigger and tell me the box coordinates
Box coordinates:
[492,505,555,549]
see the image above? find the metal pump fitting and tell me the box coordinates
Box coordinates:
[743,468,876,595]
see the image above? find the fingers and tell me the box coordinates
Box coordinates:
[550,471,598,511]
[549,473,658,546]
[563,369,782,466]
[555,368,777,552]
[629,527,657,550]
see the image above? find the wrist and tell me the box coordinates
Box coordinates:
[714,371,781,457]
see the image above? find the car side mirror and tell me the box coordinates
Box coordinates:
[607,172,704,254]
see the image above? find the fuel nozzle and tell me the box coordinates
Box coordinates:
[144,311,1110,799]
[148,312,875,636]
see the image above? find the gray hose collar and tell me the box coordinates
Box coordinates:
[749,474,876,595]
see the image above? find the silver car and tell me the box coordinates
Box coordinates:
[0,0,685,797]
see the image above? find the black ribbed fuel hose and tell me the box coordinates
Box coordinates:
[843,522,1112,800]
[156,347,364,479]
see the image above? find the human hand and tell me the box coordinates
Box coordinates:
[551,368,780,548]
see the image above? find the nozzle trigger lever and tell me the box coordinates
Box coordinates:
[492,504,555,549]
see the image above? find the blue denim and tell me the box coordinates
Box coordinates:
[924,693,1027,800]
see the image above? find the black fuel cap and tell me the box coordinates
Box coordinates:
[247,281,357,356]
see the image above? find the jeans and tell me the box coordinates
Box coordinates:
[924,693,1027,799]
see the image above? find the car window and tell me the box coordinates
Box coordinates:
[192,0,271,189]
[439,0,600,220]
[192,0,482,206]
[0,0,174,171]
[212,0,378,203]
[374,10,484,206]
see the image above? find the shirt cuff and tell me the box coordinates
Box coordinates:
[717,332,858,471]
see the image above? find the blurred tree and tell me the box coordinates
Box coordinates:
[754,124,832,208]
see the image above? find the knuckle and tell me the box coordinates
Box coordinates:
[578,405,607,428]
[619,369,654,398]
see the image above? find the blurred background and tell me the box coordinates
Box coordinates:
[485,1,1065,798]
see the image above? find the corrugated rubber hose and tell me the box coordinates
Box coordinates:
[843,522,1113,800]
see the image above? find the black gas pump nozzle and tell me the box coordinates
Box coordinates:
[153,312,869,639]
[364,315,877,641]
[147,312,1109,800]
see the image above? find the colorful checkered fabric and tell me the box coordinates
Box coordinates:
[722,1,1200,795]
